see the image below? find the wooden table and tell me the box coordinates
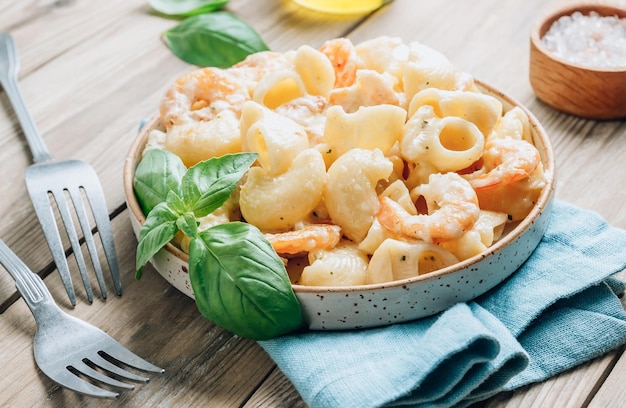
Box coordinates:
[1,0,625,406]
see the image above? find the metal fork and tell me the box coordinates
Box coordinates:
[0,32,121,305]
[0,239,163,398]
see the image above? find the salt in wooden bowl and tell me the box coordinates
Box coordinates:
[529,2,626,120]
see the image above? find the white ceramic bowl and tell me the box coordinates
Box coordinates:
[123,81,555,331]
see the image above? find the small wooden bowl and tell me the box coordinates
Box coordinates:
[529,3,626,120]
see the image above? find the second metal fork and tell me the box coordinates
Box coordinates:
[0,239,162,398]
[0,33,121,305]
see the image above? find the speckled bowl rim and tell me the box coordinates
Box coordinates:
[530,3,626,74]
[123,80,556,295]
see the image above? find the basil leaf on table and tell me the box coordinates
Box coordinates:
[133,149,186,214]
[189,222,305,340]
[149,0,229,17]
[162,12,270,68]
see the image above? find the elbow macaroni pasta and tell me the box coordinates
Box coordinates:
[152,36,547,287]
[324,148,394,243]
[240,101,309,175]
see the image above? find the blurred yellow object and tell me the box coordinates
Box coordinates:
[293,0,384,14]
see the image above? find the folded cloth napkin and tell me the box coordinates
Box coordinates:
[259,200,626,408]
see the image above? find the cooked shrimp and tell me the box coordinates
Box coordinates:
[329,69,400,113]
[233,51,293,83]
[160,67,250,128]
[264,224,342,255]
[377,172,480,243]
[274,94,329,144]
[467,138,540,190]
[319,38,358,88]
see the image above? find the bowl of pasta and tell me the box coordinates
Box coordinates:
[124,36,555,338]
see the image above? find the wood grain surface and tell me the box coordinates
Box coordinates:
[0,0,625,407]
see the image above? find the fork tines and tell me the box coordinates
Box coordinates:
[26,161,122,305]
[50,344,164,398]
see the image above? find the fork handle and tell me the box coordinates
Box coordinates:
[0,240,58,318]
[0,33,52,164]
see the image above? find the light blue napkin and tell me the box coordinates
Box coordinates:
[260,200,626,408]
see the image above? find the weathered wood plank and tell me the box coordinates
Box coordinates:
[589,348,626,408]
[244,367,308,408]
[1,0,625,407]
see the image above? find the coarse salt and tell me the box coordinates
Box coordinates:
[542,11,626,69]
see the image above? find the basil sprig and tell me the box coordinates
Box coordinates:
[133,148,187,215]
[190,223,305,339]
[162,12,270,68]
[134,149,304,340]
[149,0,229,17]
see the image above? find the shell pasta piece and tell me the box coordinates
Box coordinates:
[294,45,336,98]
[300,242,369,286]
[239,149,327,231]
[438,210,509,260]
[366,239,458,284]
[253,70,307,109]
[403,42,458,101]
[408,88,503,137]
[240,101,309,175]
[323,104,406,158]
[355,36,410,88]
[401,105,485,173]
[491,106,533,143]
[324,148,394,243]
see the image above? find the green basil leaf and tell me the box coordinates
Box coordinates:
[133,149,186,215]
[166,189,188,214]
[182,152,257,217]
[162,12,270,68]
[136,202,180,279]
[177,212,199,238]
[149,0,229,17]
[188,222,304,340]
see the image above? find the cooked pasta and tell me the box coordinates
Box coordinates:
[163,110,241,167]
[402,105,485,173]
[149,36,548,287]
[239,148,327,231]
[324,148,394,243]
[323,104,406,157]
[300,241,369,286]
[438,210,509,260]
[403,42,459,101]
[253,70,306,109]
[240,101,309,175]
[407,88,503,137]
[293,45,336,98]
[329,69,401,113]
[366,239,459,284]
